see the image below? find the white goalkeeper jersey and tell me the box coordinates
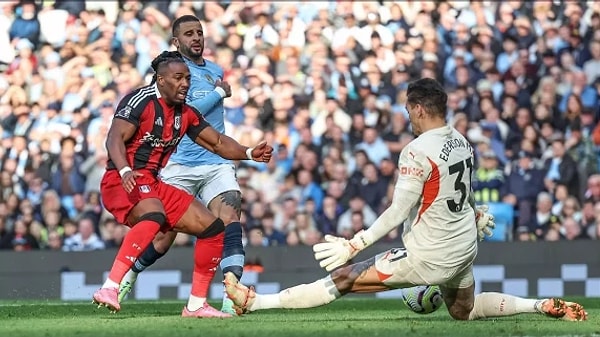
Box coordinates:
[396,125,478,267]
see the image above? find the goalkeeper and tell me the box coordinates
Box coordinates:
[224,78,587,322]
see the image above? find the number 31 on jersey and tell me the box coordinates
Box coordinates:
[447,158,473,213]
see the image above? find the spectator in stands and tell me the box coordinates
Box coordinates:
[258,210,286,246]
[501,150,546,229]
[46,230,63,251]
[473,150,504,204]
[355,161,387,213]
[0,218,39,250]
[543,137,581,201]
[558,196,583,223]
[314,195,343,236]
[561,217,587,240]
[354,127,391,167]
[62,216,104,251]
[246,225,268,247]
[337,195,377,236]
[9,1,40,48]
[530,192,560,239]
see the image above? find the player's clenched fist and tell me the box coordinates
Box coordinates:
[248,141,273,163]
[215,79,232,98]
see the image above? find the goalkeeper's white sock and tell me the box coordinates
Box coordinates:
[469,292,540,320]
[251,276,341,311]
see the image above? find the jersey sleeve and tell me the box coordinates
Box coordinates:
[184,105,210,140]
[394,144,431,193]
[361,143,431,243]
[113,91,146,126]
[188,90,224,114]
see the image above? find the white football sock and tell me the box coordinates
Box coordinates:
[187,295,207,311]
[469,292,541,320]
[102,278,119,289]
[252,276,341,311]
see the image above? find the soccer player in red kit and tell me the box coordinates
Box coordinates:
[93,51,272,313]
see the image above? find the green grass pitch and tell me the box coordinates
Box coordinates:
[0,298,598,337]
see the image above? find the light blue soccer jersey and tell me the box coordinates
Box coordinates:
[169,57,230,166]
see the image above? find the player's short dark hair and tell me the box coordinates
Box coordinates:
[150,51,185,83]
[172,15,200,36]
[406,78,447,119]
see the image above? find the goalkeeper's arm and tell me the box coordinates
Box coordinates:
[351,186,421,249]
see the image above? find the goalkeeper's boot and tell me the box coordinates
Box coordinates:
[537,298,588,321]
[181,303,233,318]
[118,272,137,303]
[223,272,255,315]
[92,287,120,313]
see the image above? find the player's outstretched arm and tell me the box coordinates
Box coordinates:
[193,126,273,163]
[314,146,426,272]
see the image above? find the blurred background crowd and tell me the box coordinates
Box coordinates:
[1,0,600,253]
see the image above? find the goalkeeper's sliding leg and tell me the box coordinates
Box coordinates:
[224,249,587,321]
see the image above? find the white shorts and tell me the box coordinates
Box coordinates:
[160,162,240,206]
[374,248,476,289]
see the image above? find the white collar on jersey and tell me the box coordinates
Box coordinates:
[153,83,161,98]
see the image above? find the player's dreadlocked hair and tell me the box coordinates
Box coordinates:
[150,51,184,84]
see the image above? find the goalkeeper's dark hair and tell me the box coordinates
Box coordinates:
[150,51,184,84]
[172,15,200,37]
[406,78,447,119]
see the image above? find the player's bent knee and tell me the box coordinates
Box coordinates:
[197,218,225,238]
[153,231,177,253]
[211,191,242,222]
[137,212,167,227]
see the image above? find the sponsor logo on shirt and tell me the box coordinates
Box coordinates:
[399,165,424,177]
[139,132,180,147]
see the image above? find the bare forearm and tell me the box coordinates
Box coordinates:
[213,134,251,160]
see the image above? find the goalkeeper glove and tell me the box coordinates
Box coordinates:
[475,204,495,241]
[313,230,374,272]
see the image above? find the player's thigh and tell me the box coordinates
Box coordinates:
[372,248,430,288]
[440,265,476,320]
[152,231,178,254]
[160,161,201,195]
[201,164,241,221]
[175,197,219,236]
[127,198,166,225]
[332,248,420,294]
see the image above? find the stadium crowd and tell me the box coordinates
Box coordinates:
[1,0,600,252]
